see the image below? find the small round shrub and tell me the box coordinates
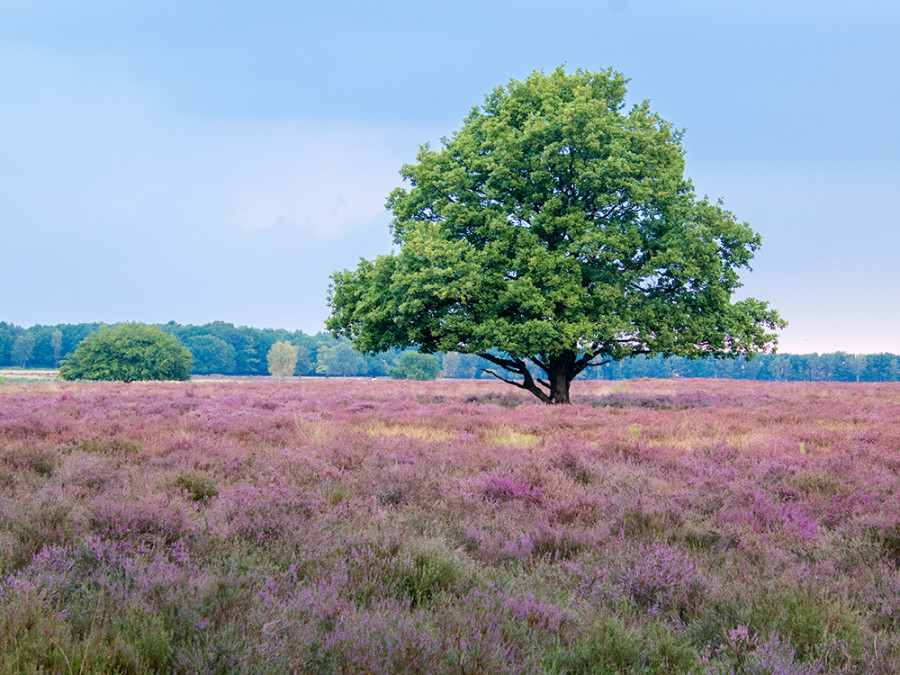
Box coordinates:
[59,324,191,382]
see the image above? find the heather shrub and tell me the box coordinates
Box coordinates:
[322,480,350,506]
[877,522,900,564]
[738,633,824,675]
[483,474,544,504]
[620,542,705,619]
[89,498,188,547]
[527,520,600,561]
[375,472,418,506]
[464,391,530,407]
[0,547,179,674]
[551,444,594,485]
[590,392,712,410]
[73,436,142,456]
[703,629,825,675]
[613,503,678,540]
[215,484,319,544]
[5,499,75,571]
[1,440,57,476]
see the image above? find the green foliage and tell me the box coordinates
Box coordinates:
[186,334,236,375]
[0,587,176,674]
[6,318,899,382]
[390,351,442,380]
[11,332,35,368]
[1,441,57,477]
[441,351,484,378]
[50,328,64,366]
[294,344,315,375]
[394,539,465,608]
[7,500,74,571]
[59,324,192,382]
[328,67,784,403]
[266,340,299,378]
[315,338,365,377]
[747,586,866,664]
[0,322,17,365]
[173,472,218,503]
[73,437,142,455]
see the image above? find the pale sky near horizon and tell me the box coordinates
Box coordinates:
[2,1,898,354]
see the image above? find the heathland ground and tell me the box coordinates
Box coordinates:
[1,378,899,672]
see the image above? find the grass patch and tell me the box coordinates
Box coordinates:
[482,428,540,447]
[367,424,455,442]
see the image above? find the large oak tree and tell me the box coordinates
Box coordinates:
[328,67,784,403]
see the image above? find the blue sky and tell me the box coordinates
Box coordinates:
[2,0,898,354]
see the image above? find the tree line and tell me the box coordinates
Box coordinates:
[442,351,900,383]
[1,321,898,382]
[0,321,426,378]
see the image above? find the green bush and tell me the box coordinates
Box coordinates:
[395,539,465,608]
[173,472,218,503]
[59,324,191,382]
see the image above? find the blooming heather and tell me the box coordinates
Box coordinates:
[1,378,899,672]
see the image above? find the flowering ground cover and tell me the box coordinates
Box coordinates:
[1,377,899,673]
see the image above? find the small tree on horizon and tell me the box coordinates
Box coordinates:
[11,333,36,368]
[315,339,365,377]
[327,67,784,404]
[59,324,191,381]
[50,329,64,367]
[267,341,299,378]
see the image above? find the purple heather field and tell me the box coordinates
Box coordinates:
[1,377,900,673]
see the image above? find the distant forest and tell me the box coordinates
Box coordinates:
[2,321,899,382]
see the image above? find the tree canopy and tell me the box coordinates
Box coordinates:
[327,67,785,403]
[186,335,236,375]
[267,341,299,378]
[59,323,192,382]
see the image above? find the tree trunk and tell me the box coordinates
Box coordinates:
[477,350,576,404]
[546,352,575,404]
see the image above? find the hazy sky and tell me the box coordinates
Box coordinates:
[2,1,898,354]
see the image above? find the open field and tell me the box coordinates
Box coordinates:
[2,378,900,673]
[0,368,59,384]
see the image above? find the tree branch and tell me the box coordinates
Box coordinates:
[481,369,529,389]
[479,352,527,374]
[583,359,612,368]
[478,353,552,403]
